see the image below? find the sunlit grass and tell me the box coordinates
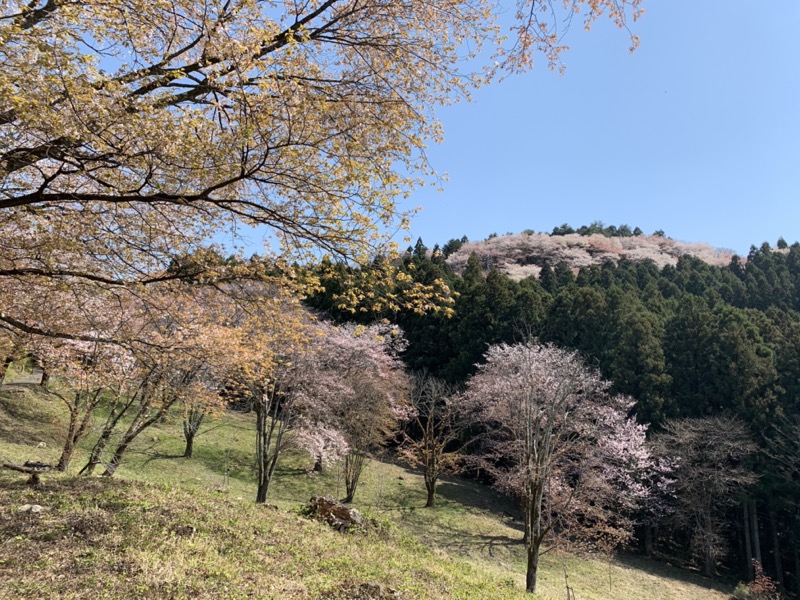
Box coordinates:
[0,386,733,599]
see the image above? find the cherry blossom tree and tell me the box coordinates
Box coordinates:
[229,304,321,503]
[76,286,243,476]
[322,323,411,503]
[462,340,655,594]
[28,336,135,471]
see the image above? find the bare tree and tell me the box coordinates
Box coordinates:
[400,372,470,507]
[653,416,758,577]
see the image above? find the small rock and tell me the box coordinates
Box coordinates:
[19,504,45,513]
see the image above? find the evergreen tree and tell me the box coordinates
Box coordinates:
[538,262,557,294]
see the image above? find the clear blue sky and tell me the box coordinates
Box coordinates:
[400,0,800,256]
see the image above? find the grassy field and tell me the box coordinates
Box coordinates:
[0,383,734,599]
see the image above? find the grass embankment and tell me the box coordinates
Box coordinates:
[0,384,732,599]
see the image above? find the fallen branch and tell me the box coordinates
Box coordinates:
[3,461,52,485]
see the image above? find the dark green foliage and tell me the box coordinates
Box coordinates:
[441,235,468,259]
[538,262,556,293]
[604,294,671,424]
[541,286,609,360]
[551,223,575,235]
[553,262,575,288]
[551,222,645,238]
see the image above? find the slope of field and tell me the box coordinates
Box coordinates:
[0,385,734,599]
[446,233,736,280]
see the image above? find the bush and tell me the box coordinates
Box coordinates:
[731,562,781,600]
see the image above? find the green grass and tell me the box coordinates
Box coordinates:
[0,385,734,599]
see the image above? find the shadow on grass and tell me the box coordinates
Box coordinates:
[612,553,734,595]
[436,477,522,523]
[402,509,523,559]
[0,387,64,446]
[128,435,255,482]
[142,452,186,461]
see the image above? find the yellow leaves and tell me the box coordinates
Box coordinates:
[1,0,644,356]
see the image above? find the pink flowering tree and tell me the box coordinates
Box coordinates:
[321,322,411,503]
[235,316,409,504]
[462,341,656,594]
[76,287,242,476]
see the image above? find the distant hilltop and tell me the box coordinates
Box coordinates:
[445,229,736,280]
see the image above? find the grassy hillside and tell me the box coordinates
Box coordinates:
[0,384,733,599]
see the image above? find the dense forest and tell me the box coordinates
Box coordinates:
[308,227,800,595]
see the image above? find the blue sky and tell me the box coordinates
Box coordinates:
[399,0,800,256]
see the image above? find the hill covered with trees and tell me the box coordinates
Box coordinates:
[444,224,736,280]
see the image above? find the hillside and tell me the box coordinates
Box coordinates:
[446,232,735,280]
[0,385,733,600]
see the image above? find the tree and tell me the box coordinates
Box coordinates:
[400,372,470,507]
[653,417,757,577]
[329,323,411,503]
[463,341,654,594]
[181,393,228,459]
[77,285,243,476]
[230,302,325,503]
[31,336,136,471]
[0,0,644,345]
[604,294,671,425]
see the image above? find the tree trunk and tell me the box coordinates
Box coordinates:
[79,393,131,475]
[0,354,13,383]
[343,452,366,504]
[80,424,116,475]
[255,401,269,504]
[102,438,133,477]
[183,433,194,458]
[57,439,75,472]
[793,516,800,596]
[256,474,270,503]
[751,499,763,566]
[254,396,286,504]
[182,406,204,459]
[525,541,540,594]
[769,504,784,585]
[525,483,544,594]
[644,525,654,559]
[424,476,437,508]
[743,498,754,580]
[522,502,530,543]
[57,406,80,472]
[702,507,716,577]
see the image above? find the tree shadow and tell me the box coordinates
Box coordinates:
[401,509,523,560]
[612,552,734,594]
[142,452,185,462]
[0,388,64,446]
[435,476,522,522]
